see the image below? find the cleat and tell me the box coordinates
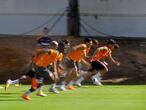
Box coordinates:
[66,85,74,90]
[22,95,32,101]
[93,79,103,86]
[5,79,11,91]
[49,88,60,94]
[92,76,103,86]
[15,84,20,87]
[93,81,103,86]
[58,86,67,91]
[75,83,81,87]
[36,92,47,97]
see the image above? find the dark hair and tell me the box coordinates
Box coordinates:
[62,39,70,45]
[92,39,99,45]
[43,27,49,32]
[58,42,65,47]
[43,27,49,30]
[58,41,67,53]
[107,39,116,45]
[114,44,119,50]
[84,38,92,43]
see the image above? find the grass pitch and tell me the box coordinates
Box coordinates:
[0,85,146,110]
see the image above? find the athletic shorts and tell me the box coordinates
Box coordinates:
[34,65,46,79]
[89,60,107,72]
[25,70,36,79]
[63,58,80,72]
[34,65,54,82]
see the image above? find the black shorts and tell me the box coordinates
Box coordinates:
[89,61,107,72]
[25,70,36,79]
[34,65,46,79]
[34,65,54,82]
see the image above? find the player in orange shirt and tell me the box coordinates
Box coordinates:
[22,41,59,100]
[89,39,120,85]
[74,39,120,86]
[49,40,71,93]
[59,38,92,90]
[5,41,50,94]
[74,38,99,86]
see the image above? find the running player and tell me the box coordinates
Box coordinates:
[59,38,92,90]
[5,39,50,94]
[74,38,99,86]
[22,41,59,100]
[74,39,120,86]
[49,40,71,93]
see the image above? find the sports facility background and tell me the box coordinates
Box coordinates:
[0,0,146,84]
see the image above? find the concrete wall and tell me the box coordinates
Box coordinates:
[0,0,146,37]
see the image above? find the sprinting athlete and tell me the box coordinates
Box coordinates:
[74,39,120,86]
[22,41,59,100]
[59,38,92,90]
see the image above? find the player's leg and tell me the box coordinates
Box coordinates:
[22,77,38,100]
[58,58,74,90]
[33,65,47,97]
[74,70,88,87]
[36,78,47,97]
[66,62,81,90]
[90,61,108,85]
[5,75,27,91]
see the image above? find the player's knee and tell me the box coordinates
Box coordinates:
[30,87,36,92]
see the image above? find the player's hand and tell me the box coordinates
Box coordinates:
[115,61,120,66]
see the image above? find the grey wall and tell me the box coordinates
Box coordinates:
[0,0,146,37]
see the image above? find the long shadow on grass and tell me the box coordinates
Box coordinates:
[0,92,20,98]
[0,98,23,101]
[0,92,19,95]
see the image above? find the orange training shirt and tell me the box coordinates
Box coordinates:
[91,46,111,62]
[56,52,63,62]
[33,49,58,68]
[68,44,89,62]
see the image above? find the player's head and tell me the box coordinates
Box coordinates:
[50,41,58,49]
[92,39,99,48]
[58,42,65,53]
[112,44,119,51]
[107,39,116,49]
[58,40,71,53]
[42,27,49,34]
[84,38,92,47]
[62,39,70,48]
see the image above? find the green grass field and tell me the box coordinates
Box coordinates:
[0,85,146,110]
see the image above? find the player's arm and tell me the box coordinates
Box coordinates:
[53,60,59,81]
[91,48,99,58]
[81,58,91,69]
[90,47,102,60]
[108,53,120,66]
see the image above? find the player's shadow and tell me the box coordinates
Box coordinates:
[0,92,19,95]
[0,98,23,101]
[0,92,23,101]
